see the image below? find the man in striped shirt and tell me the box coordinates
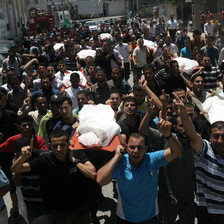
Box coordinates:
[175,93,224,224]
[200,56,221,91]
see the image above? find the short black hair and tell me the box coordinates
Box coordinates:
[49,129,69,143]
[11,75,22,83]
[133,84,144,93]
[123,96,137,107]
[77,90,89,98]
[211,121,224,130]
[170,60,178,67]
[41,74,51,81]
[190,74,204,82]
[14,137,30,153]
[143,64,155,72]
[128,132,148,146]
[70,72,80,80]
[110,88,122,98]
[58,96,73,107]
[18,114,33,125]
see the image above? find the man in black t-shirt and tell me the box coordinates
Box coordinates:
[118,96,143,143]
[12,129,96,224]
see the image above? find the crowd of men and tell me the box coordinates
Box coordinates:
[0,12,224,224]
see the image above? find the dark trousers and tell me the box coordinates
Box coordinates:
[123,63,131,81]
[197,206,224,224]
[159,196,195,224]
[169,29,176,43]
[117,216,161,224]
[135,66,144,80]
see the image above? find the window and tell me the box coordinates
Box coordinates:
[34,0,39,4]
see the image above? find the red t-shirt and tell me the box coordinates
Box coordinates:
[0,134,48,153]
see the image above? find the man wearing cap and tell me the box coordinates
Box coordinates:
[167,15,178,43]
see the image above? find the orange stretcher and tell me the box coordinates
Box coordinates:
[70,131,120,152]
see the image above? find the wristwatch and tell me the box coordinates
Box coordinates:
[73,159,81,166]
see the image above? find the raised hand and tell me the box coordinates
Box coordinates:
[21,139,33,160]
[139,78,148,91]
[172,92,185,114]
[157,111,172,138]
[160,89,170,106]
[115,145,126,158]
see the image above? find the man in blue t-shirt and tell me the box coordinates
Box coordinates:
[97,114,183,224]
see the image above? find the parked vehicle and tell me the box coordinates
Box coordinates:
[0,40,15,57]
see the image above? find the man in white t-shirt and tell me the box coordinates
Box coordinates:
[65,72,85,108]
[133,38,151,79]
[115,37,132,81]
[167,15,178,43]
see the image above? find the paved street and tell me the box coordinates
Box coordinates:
[4,182,117,224]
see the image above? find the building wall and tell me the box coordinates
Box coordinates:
[107,1,125,16]
[0,1,10,39]
[78,0,103,16]
[27,0,48,12]
[192,0,224,31]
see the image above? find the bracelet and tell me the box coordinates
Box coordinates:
[163,133,172,139]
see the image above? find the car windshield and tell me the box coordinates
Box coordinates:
[0,42,14,53]
[86,21,97,26]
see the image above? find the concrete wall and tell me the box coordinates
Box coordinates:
[0,2,10,39]
[159,3,177,22]
[78,0,103,15]
[107,2,125,16]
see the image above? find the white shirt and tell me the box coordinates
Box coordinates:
[204,23,214,36]
[65,86,85,108]
[163,43,179,56]
[167,19,178,30]
[115,43,131,63]
[133,46,147,68]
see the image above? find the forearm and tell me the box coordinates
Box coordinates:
[145,86,162,110]
[11,156,26,173]
[167,134,182,157]
[76,162,96,180]
[180,73,192,89]
[179,107,198,139]
[24,59,35,76]
[138,110,153,135]
[97,154,121,186]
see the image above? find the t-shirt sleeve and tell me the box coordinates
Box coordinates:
[0,137,14,152]
[194,139,208,161]
[149,150,168,170]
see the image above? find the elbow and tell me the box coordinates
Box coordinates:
[96,173,109,186]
